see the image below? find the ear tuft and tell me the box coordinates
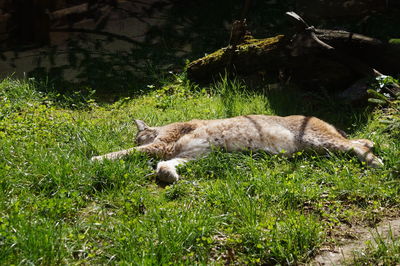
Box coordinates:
[134,119,149,131]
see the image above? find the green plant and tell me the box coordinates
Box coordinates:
[368,75,400,105]
[346,229,400,265]
[1,76,399,264]
[368,75,400,137]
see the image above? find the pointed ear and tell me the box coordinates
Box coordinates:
[134,119,149,131]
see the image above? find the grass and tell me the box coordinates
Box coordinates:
[346,231,400,265]
[0,75,399,264]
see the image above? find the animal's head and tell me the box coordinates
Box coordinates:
[134,119,158,145]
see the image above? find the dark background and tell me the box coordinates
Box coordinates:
[1,0,399,95]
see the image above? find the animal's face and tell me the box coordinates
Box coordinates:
[134,119,158,146]
[135,129,158,146]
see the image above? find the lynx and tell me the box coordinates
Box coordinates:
[91,115,383,183]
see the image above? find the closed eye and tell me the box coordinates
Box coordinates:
[136,130,157,145]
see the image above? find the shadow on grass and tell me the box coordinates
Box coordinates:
[215,74,372,135]
[260,85,372,135]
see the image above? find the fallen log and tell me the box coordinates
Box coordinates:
[187,12,400,91]
[187,34,288,82]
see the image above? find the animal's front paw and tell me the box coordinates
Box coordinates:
[156,163,179,183]
[91,155,104,162]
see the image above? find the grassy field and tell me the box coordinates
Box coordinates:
[0,75,399,264]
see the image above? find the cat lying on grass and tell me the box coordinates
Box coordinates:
[91,115,383,183]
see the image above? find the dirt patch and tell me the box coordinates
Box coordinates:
[312,217,400,265]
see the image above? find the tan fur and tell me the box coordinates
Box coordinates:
[91,115,383,183]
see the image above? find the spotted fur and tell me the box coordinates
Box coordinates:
[91,115,383,183]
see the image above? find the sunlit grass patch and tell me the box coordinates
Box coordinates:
[0,76,399,264]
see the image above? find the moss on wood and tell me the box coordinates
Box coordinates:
[187,35,286,81]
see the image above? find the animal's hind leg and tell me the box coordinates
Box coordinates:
[348,142,383,167]
[350,139,374,149]
[317,138,383,167]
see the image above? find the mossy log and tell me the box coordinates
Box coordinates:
[187,35,287,82]
[187,21,400,90]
